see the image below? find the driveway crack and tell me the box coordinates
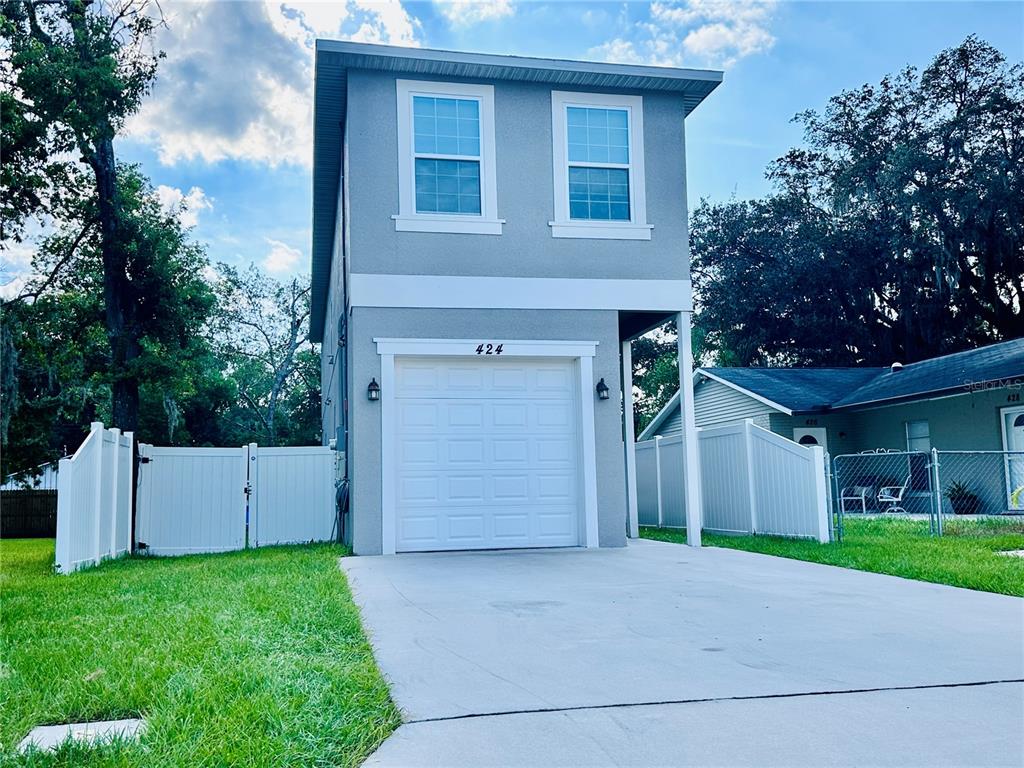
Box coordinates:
[403,677,1024,725]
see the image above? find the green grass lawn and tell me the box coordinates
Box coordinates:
[0,540,399,767]
[641,517,1024,597]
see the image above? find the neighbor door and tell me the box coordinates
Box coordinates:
[793,427,828,454]
[1002,406,1024,511]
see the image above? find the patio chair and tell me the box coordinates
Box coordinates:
[840,485,872,514]
[877,476,911,514]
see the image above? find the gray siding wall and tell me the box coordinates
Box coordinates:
[344,69,690,282]
[348,306,628,555]
[691,379,777,431]
[844,388,1016,453]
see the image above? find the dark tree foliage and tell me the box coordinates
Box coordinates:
[0,167,220,475]
[692,36,1023,366]
[3,0,163,431]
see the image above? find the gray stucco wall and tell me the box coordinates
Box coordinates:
[347,306,628,555]
[344,69,690,282]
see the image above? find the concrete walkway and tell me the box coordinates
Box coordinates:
[341,539,1024,767]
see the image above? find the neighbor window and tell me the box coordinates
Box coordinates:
[550,91,650,239]
[906,420,931,452]
[394,80,502,235]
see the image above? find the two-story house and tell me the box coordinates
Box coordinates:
[311,42,721,555]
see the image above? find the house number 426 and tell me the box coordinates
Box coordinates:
[475,343,503,355]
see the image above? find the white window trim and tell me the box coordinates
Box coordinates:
[549,90,651,240]
[394,79,503,235]
[373,338,600,554]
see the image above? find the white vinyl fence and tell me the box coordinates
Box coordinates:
[636,435,687,528]
[54,427,337,572]
[636,419,831,542]
[55,423,134,573]
[135,443,336,555]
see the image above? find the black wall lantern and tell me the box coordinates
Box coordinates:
[595,378,610,401]
[367,378,380,401]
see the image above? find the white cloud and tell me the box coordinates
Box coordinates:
[127,0,423,168]
[263,238,303,273]
[435,0,514,28]
[589,0,777,69]
[0,240,36,299]
[156,184,213,228]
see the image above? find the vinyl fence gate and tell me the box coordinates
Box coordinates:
[135,443,336,556]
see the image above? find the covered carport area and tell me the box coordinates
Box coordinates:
[619,308,702,545]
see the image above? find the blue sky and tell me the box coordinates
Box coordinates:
[39,2,1024,281]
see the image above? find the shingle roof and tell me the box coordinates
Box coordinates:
[833,337,1024,408]
[309,41,723,341]
[704,338,1024,412]
[702,367,883,413]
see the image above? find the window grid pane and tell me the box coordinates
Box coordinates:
[415,158,481,215]
[567,107,629,165]
[568,166,630,221]
[413,96,480,157]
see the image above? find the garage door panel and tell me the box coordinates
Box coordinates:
[493,474,529,500]
[447,439,484,464]
[399,402,438,428]
[536,403,573,428]
[493,439,529,464]
[400,515,439,543]
[395,357,581,552]
[492,403,528,427]
[536,509,578,538]
[447,514,485,541]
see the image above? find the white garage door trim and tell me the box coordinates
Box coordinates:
[375,338,600,554]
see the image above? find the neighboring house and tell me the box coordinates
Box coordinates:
[1,462,60,491]
[639,338,1024,512]
[311,42,721,554]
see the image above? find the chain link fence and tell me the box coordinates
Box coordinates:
[832,449,1024,537]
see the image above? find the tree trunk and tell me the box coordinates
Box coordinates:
[90,135,139,433]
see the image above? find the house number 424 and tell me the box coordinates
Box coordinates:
[475,343,503,355]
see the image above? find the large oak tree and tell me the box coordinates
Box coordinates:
[692,36,1023,367]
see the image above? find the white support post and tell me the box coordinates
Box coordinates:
[55,457,72,572]
[810,445,830,543]
[621,340,640,538]
[743,419,758,535]
[91,421,104,566]
[654,435,664,528]
[380,353,396,555]
[247,443,258,548]
[578,355,600,548]
[931,447,943,536]
[677,312,702,547]
[108,427,121,559]
[124,432,134,554]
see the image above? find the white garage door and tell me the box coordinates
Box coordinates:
[394,356,581,552]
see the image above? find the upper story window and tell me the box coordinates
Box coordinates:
[550,91,651,240]
[394,80,503,235]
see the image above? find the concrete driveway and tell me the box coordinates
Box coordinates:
[341,539,1024,767]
